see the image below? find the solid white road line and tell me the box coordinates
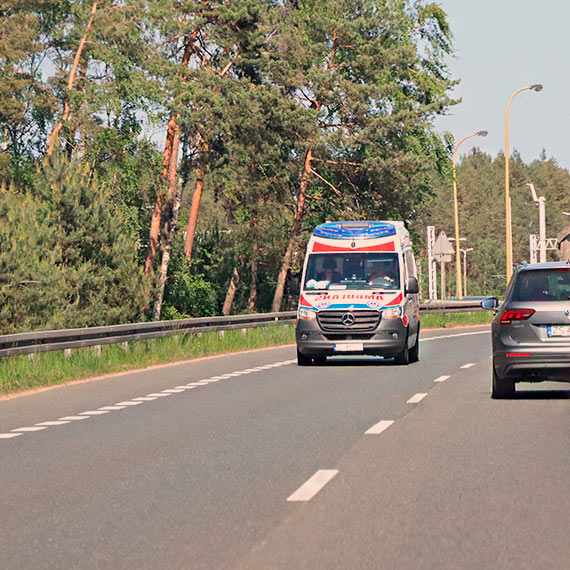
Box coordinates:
[434,375,451,383]
[461,362,476,369]
[287,470,339,502]
[36,420,71,426]
[420,330,489,342]
[407,393,427,404]
[115,401,143,406]
[0,433,22,439]
[59,416,89,421]
[12,427,47,432]
[365,419,394,435]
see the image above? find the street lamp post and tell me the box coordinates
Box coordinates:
[449,237,466,298]
[452,130,487,299]
[461,247,474,297]
[505,84,543,282]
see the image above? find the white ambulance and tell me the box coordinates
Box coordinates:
[296,221,420,365]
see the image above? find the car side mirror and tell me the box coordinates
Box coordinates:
[481,297,499,310]
[405,277,419,295]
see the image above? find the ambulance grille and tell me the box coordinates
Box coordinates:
[317,309,381,332]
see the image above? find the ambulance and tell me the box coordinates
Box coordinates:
[296,221,420,365]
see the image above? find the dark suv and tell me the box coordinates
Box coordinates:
[482,262,570,398]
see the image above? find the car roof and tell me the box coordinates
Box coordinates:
[517,261,570,272]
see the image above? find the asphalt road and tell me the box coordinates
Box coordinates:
[1,325,569,570]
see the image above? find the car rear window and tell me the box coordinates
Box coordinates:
[512,269,570,302]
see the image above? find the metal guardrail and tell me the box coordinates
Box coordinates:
[0,301,483,358]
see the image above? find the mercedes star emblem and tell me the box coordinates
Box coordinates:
[342,313,356,327]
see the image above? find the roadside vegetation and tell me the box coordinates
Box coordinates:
[1,0,456,332]
[2,1,567,340]
[1,312,492,396]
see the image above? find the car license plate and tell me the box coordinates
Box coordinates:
[334,343,364,352]
[547,325,570,337]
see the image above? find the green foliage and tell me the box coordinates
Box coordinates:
[163,272,218,318]
[0,158,149,332]
[415,149,570,297]
[2,0,465,326]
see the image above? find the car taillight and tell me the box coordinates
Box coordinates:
[500,309,535,324]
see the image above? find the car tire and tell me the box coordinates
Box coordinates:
[297,349,312,366]
[409,326,420,363]
[394,333,410,365]
[492,363,515,399]
[313,356,327,366]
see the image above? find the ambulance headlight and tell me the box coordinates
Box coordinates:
[383,306,402,319]
[298,308,317,320]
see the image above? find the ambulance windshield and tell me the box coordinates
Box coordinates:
[303,253,400,291]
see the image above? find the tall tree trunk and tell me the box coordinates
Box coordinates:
[46,1,98,157]
[271,148,312,312]
[152,123,184,319]
[184,169,204,260]
[222,267,240,315]
[144,31,197,274]
[152,178,184,321]
[144,116,178,274]
[247,242,259,313]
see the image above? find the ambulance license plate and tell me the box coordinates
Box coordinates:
[334,343,364,352]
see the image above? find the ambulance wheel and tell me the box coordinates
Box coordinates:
[297,349,312,366]
[409,326,420,363]
[394,333,410,365]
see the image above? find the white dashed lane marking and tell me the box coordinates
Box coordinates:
[407,393,427,404]
[2,358,297,441]
[434,375,450,383]
[365,420,394,435]
[287,470,339,502]
[60,416,89,421]
[461,362,476,369]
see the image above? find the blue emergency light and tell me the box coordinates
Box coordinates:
[313,221,396,240]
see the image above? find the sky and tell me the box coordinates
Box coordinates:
[434,0,570,171]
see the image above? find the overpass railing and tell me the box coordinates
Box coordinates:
[0,300,483,358]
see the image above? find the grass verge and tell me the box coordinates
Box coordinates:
[1,311,492,396]
[420,310,493,329]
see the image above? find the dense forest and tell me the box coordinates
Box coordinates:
[1,0,568,333]
[417,149,570,298]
